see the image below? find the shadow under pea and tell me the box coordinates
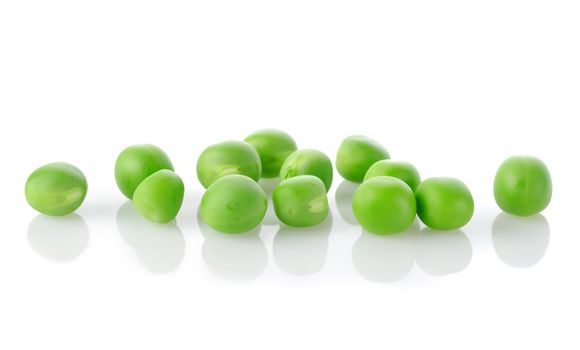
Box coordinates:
[27,213,90,262]
[272,213,333,276]
[197,207,268,282]
[491,213,550,268]
[116,201,186,274]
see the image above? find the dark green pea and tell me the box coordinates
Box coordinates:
[115,144,174,199]
[494,155,552,216]
[132,170,184,224]
[196,140,262,188]
[279,149,333,192]
[336,135,390,183]
[352,176,416,235]
[245,129,298,178]
[273,175,329,227]
[415,177,474,230]
[364,160,421,192]
[201,174,268,233]
[25,162,88,216]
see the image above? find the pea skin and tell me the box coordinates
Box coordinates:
[197,140,262,188]
[132,169,184,224]
[280,149,333,192]
[115,144,174,200]
[273,175,329,227]
[364,160,421,192]
[415,177,474,230]
[337,135,390,183]
[25,162,88,216]
[201,174,268,233]
[352,176,416,235]
[494,155,552,216]
[245,129,298,179]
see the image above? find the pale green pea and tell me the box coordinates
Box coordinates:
[25,162,88,216]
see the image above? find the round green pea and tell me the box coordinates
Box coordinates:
[132,169,184,224]
[364,160,421,191]
[197,140,262,188]
[494,155,552,216]
[336,135,390,183]
[279,149,333,192]
[115,144,174,199]
[273,175,329,227]
[25,162,88,216]
[352,176,416,235]
[415,177,474,230]
[244,129,298,178]
[201,174,268,233]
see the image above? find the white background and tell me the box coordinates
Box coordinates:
[1,1,579,349]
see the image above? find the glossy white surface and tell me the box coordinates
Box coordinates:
[1,1,578,349]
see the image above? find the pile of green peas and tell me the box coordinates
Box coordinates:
[25,130,552,237]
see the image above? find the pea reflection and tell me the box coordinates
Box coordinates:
[351,220,419,283]
[273,214,333,276]
[116,202,185,274]
[198,208,267,282]
[27,214,89,262]
[492,213,550,268]
[412,228,472,276]
[335,180,359,225]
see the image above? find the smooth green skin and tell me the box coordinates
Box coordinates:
[201,174,268,233]
[244,129,298,178]
[132,169,184,224]
[279,149,333,192]
[273,175,329,227]
[336,135,390,183]
[25,162,88,216]
[415,177,474,230]
[364,160,421,192]
[115,144,174,199]
[197,140,262,188]
[352,176,416,235]
[494,155,552,216]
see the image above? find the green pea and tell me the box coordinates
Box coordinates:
[115,144,174,199]
[273,175,329,227]
[364,160,421,191]
[25,162,88,216]
[415,177,474,230]
[132,169,184,224]
[197,140,262,188]
[336,135,390,183]
[244,129,298,178]
[494,155,552,216]
[352,176,416,235]
[201,174,268,233]
[279,149,333,192]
